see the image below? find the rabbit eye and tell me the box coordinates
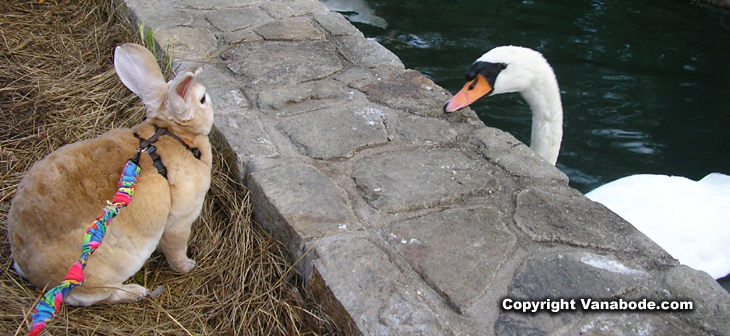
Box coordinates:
[200,94,206,104]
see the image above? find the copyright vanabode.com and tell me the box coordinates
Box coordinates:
[501,298,693,313]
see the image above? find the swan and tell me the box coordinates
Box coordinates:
[443,46,730,279]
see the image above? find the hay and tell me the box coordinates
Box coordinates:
[0,1,338,335]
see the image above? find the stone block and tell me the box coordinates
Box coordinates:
[153,26,218,60]
[334,68,375,86]
[248,164,359,256]
[313,11,365,37]
[573,313,694,336]
[361,70,451,117]
[171,0,260,9]
[258,80,353,117]
[510,252,647,300]
[353,149,496,213]
[255,17,325,40]
[395,115,458,145]
[211,86,249,114]
[306,267,363,336]
[311,237,452,336]
[223,29,264,44]
[382,208,517,312]
[121,0,174,8]
[335,35,404,72]
[205,7,270,32]
[126,5,194,30]
[513,185,676,266]
[277,104,388,160]
[194,65,249,113]
[260,0,329,19]
[223,41,342,89]
[662,265,730,334]
[495,252,649,336]
[214,113,278,165]
[470,126,568,181]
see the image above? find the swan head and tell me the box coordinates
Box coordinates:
[443,46,564,165]
[443,46,554,113]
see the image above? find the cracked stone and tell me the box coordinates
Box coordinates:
[223,41,342,89]
[255,17,325,40]
[362,70,452,117]
[311,238,452,336]
[396,115,458,145]
[277,104,388,159]
[336,35,405,73]
[354,149,496,213]
[153,26,217,59]
[248,164,359,255]
[313,11,365,37]
[662,265,730,334]
[573,313,694,336]
[171,0,260,9]
[495,251,649,336]
[258,81,352,117]
[260,0,328,19]
[383,208,517,313]
[514,185,676,266]
[214,113,278,164]
[127,5,194,30]
[205,7,270,32]
[194,65,248,113]
[470,126,568,181]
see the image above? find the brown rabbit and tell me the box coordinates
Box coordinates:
[7,43,213,306]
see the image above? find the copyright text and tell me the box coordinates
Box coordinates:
[501,298,693,313]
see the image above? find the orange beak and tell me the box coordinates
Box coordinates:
[443,74,493,113]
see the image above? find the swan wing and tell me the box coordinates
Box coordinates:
[586,174,730,279]
[699,172,730,194]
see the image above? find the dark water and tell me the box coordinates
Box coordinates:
[325,0,730,288]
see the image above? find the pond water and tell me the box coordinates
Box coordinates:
[322,0,730,289]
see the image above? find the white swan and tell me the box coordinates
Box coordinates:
[444,46,730,279]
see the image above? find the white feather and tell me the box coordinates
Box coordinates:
[586,173,730,279]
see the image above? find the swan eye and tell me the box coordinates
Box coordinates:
[200,94,206,104]
[499,63,508,70]
[465,69,478,81]
[469,77,479,90]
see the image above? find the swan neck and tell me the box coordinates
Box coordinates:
[521,78,563,165]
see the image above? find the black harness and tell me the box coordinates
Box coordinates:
[134,127,201,179]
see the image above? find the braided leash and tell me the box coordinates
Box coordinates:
[26,157,141,336]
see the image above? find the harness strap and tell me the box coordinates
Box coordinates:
[134,127,201,179]
[146,144,167,178]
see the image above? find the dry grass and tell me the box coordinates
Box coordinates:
[0,1,337,335]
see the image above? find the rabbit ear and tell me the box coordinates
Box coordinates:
[114,43,168,114]
[167,67,202,121]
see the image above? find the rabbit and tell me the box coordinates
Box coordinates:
[7,43,214,306]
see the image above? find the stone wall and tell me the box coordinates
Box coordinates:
[117,0,730,335]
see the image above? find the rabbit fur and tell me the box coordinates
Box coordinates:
[7,43,214,306]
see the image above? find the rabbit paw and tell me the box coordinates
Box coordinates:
[65,284,149,306]
[107,284,150,304]
[169,257,196,274]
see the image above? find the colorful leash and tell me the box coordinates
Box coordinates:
[26,157,141,336]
